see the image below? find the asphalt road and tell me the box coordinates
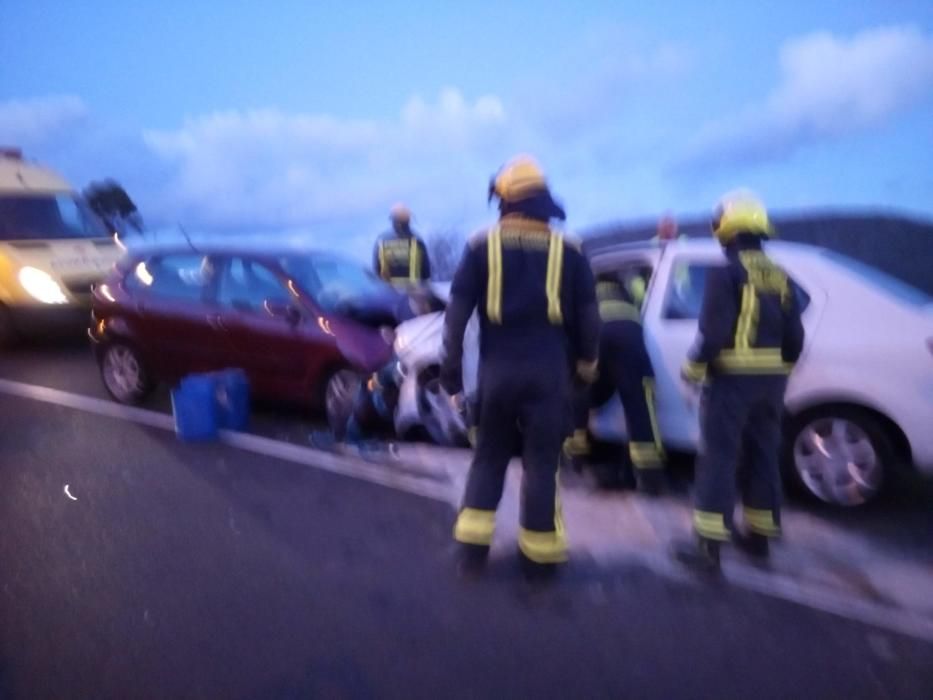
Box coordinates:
[1,341,932,699]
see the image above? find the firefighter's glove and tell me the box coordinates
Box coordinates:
[679,361,707,407]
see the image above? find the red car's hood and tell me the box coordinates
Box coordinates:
[327,315,394,373]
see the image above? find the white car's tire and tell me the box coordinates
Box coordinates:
[785,408,895,507]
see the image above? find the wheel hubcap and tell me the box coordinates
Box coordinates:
[103,346,144,401]
[793,417,881,506]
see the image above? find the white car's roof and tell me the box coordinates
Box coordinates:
[590,237,823,261]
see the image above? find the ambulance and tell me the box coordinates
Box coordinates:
[0,148,122,345]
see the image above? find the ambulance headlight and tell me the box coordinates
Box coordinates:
[18,267,68,304]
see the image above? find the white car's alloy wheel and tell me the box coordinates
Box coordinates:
[792,415,884,506]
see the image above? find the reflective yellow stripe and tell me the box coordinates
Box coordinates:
[693,510,730,541]
[598,300,641,323]
[682,361,708,382]
[454,507,496,546]
[378,242,388,279]
[716,348,792,374]
[409,239,420,282]
[518,472,568,564]
[486,227,502,323]
[467,426,478,447]
[563,429,590,457]
[629,442,662,469]
[743,507,780,536]
[518,527,568,563]
[546,233,563,324]
[735,282,759,350]
[643,378,663,456]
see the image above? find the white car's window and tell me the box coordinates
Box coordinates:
[596,259,654,306]
[663,261,810,320]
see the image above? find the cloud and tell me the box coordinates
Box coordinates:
[0,95,89,146]
[142,88,510,235]
[677,25,933,171]
[523,27,691,137]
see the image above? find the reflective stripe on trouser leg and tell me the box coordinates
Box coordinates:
[693,510,730,541]
[518,399,568,564]
[691,380,745,539]
[643,378,663,456]
[737,378,786,538]
[457,377,515,546]
[454,508,496,546]
[519,473,567,564]
[743,507,781,537]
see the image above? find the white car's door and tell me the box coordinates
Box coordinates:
[640,248,726,448]
[592,245,825,451]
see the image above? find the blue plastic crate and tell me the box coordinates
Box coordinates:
[171,374,220,442]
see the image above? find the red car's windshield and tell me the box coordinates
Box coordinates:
[280,254,394,313]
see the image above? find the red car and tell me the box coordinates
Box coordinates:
[89,244,408,427]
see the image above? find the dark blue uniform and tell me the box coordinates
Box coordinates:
[590,278,664,474]
[441,215,599,565]
[373,232,431,285]
[684,235,805,541]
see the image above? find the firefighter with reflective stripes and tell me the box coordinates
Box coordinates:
[373,203,431,286]
[673,190,805,573]
[584,270,666,494]
[440,155,600,581]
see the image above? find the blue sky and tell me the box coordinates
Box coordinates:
[2,1,932,257]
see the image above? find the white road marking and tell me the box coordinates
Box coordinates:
[0,378,453,504]
[2,377,932,643]
[63,484,77,501]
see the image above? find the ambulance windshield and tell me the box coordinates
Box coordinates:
[0,193,109,241]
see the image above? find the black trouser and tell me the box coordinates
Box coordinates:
[454,359,569,564]
[692,374,787,541]
[588,321,663,470]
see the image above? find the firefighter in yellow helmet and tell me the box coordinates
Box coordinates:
[440,155,600,581]
[373,203,431,287]
[673,190,805,573]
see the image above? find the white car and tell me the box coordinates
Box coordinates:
[394,239,933,507]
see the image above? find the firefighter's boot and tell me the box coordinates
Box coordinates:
[671,535,722,575]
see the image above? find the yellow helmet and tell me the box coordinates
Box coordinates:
[489,154,547,203]
[711,189,774,243]
[389,203,411,224]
